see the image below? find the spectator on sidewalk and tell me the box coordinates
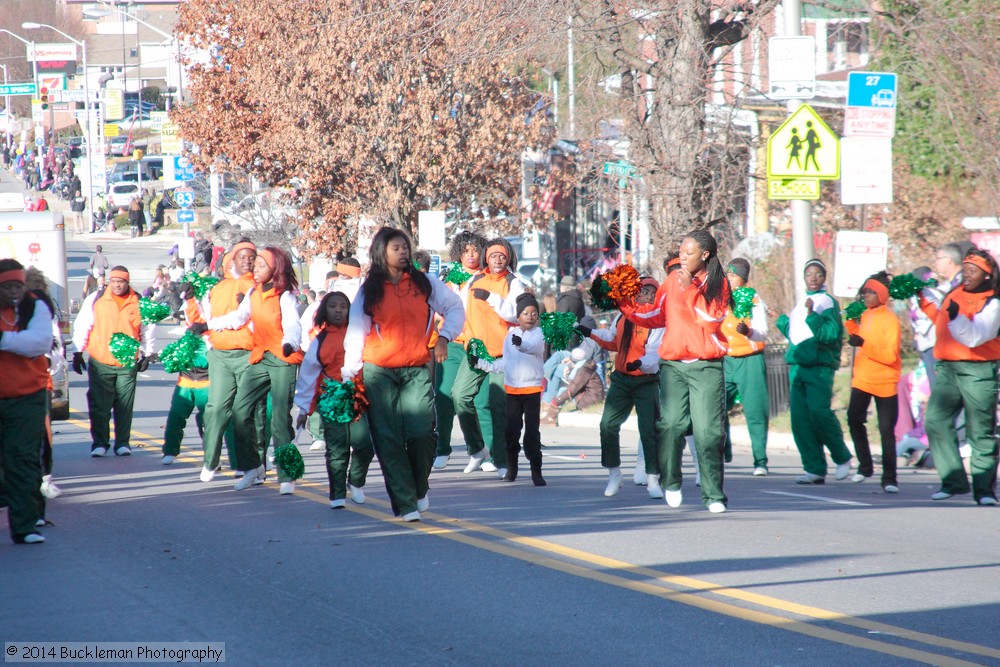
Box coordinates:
[70,190,87,234]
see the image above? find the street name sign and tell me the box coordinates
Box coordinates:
[0,83,37,96]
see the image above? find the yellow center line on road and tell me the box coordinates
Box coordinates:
[56,417,997,665]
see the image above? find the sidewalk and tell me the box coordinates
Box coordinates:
[556,409,798,453]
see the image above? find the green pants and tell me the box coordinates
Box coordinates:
[434,342,494,457]
[364,363,436,516]
[86,358,138,451]
[322,415,375,500]
[308,411,323,443]
[924,360,999,501]
[162,384,208,457]
[234,353,298,483]
[659,360,727,505]
[600,371,660,473]
[789,365,851,476]
[724,353,770,469]
[452,359,507,467]
[203,349,257,471]
[0,390,45,541]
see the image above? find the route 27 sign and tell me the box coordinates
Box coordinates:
[767,104,840,180]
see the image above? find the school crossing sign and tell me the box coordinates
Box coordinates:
[767,104,840,200]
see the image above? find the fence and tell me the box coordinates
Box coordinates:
[764,343,791,417]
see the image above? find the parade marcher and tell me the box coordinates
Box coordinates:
[71,265,153,457]
[620,231,731,513]
[775,259,853,484]
[433,231,495,470]
[331,257,362,303]
[580,276,664,498]
[845,272,901,493]
[160,336,211,466]
[0,259,54,543]
[454,237,526,478]
[342,227,464,521]
[208,246,304,495]
[919,249,1000,505]
[184,242,259,481]
[294,291,375,508]
[720,258,771,476]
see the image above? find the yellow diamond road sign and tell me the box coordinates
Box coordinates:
[767,104,840,180]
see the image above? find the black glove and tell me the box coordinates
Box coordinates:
[235,291,245,304]
[848,334,864,347]
[947,300,960,321]
[625,359,642,372]
[177,282,194,299]
[735,321,750,336]
[575,324,592,338]
[282,342,296,358]
[511,334,522,347]
[136,353,151,372]
[187,322,209,335]
[72,352,86,375]
[471,288,490,301]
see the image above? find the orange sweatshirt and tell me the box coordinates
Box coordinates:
[187,273,257,351]
[589,314,664,375]
[720,295,767,357]
[460,270,524,357]
[621,272,730,361]
[0,297,51,398]
[845,304,901,398]
[919,287,1000,361]
[84,289,142,367]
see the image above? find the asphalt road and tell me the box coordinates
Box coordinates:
[2,178,999,667]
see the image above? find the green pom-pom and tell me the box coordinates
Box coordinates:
[160,331,206,373]
[273,443,305,480]
[183,271,220,300]
[318,378,357,424]
[588,276,616,312]
[138,297,172,324]
[442,262,473,286]
[109,333,140,368]
[540,312,578,351]
[731,286,757,320]
[843,300,867,322]
[889,273,938,301]
[465,338,496,370]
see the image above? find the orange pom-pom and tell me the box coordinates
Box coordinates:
[603,265,641,302]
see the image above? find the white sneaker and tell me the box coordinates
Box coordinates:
[416,495,429,512]
[330,499,346,509]
[35,518,47,527]
[162,455,176,466]
[795,472,825,485]
[604,467,623,497]
[646,474,663,499]
[930,491,953,501]
[432,455,449,470]
[708,502,727,514]
[481,461,497,473]
[883,484,899,494]
[665,489,683,508]
[633,468,648,486]
[402,511,421,522]
[114,445,132,456]
[279,481,295,495]
[496,468,507,479]
[200,467,216,483]
[752,467,768,477]
[347,483,366,505]
[310,440,325,451]
[20,533,45,544]
[835,460,852,480]
[463,448,489,474]
[978,496,998,506]
[234,465,264,491]
[851,473,867,483]
[90,447,107,457]
[40,475,62,499]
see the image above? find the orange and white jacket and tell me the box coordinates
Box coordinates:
[845,304,901,398]
[294,324,347,414]
[72,288,153,365]
[186,266,256,352]
[720,295,768,358]
[0,297,54,398]
[620,272,730,361]
[919,286,1000,361]
[207,284,303,364]
[589,314,663,375]
[460,269,526,357]
[342,273,464,379]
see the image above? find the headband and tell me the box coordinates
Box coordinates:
[0,269,26,285]
[640,276,659,290]
[964,255,993,276]
[230,241,257,258]
[336,262,361,278]
[803,259,827,275]
[666,258,681,269]
[485,244,508,260]
[257,249,275,270]
[109,269,130,281]
[862,278,888,305]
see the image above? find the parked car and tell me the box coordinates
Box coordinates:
[108,136,131,157]
[116,112,157,131]
[106,181,140,210]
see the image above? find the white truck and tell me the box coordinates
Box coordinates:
[0,193,71,419]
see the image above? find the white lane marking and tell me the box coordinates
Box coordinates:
[763,490,872,506]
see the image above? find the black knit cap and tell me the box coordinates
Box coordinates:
[516,292,539,318]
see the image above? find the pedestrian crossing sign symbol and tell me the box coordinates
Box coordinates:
[767,104,840,180]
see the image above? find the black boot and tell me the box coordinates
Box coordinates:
[530,459,546,486]
[503,460,518,482]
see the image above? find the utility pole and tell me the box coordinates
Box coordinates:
[567,14,576,140]
[785,0,814,301]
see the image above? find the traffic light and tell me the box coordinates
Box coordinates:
[39,87,49,110]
